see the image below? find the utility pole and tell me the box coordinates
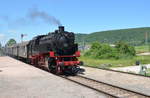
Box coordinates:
[148,32,150,52]
[145,32,150,52]
[145,32,148,45]
[83,39,85,51]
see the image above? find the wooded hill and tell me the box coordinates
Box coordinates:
[75,27,150,45]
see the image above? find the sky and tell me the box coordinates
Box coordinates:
[0,0,150,45]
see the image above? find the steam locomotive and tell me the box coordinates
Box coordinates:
[4,26,84,74]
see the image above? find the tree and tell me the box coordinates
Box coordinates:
[6,39,16,46]
[115,41,136,56]
[84,42,115,59]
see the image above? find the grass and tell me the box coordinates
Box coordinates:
[79,45,150,69]
[79,45,150,77]
[79,55,150,68]
[146,68,150,76]
[135,45,150,53]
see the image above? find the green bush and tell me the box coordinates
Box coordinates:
[84,41,135,59]
[115,41,136,56]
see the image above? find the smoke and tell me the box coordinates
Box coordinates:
[0,7,62,27]
[28,7,62,26]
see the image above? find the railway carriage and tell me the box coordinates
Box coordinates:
[18,42,29,59]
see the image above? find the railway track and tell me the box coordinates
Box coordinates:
[29,63,150,97]
[19,59,150,97]
[62,75,150,98]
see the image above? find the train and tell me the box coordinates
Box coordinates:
[4,26,84,74]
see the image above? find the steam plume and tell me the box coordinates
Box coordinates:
[0,7,62,27]
[28,7,62,26]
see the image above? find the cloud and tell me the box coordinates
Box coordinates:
[0,34,5,40]
[7,30,18,33]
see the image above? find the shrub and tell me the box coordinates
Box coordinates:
[84,41,136,59]
[115,41,136,56]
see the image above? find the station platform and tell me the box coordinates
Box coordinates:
[0,56,106,98]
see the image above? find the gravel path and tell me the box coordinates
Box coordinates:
[137,52,150,56]
[66,75,148,98]
[80,66,150,96]
[0,56,108,98]
[112,64,150,73]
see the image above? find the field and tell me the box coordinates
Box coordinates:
[80,53,150,77]
[146,68,150,76]
[79,46,150,76]
[79,55,150,68]
[135,45,150,53]
[79,44,150,68]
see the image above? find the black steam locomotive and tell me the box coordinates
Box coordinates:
[5,26,84,74]
[29,26,77,56]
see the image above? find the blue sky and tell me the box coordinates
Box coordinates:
[0,0,150,45]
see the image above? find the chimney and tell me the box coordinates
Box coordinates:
[59,26,64,32]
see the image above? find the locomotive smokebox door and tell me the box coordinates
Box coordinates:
[59,26,64,32]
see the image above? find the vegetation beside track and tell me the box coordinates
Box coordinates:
[79,42,150,76]
[84,42,135,59]
[79,55,150,68]
[146,68,150,76]
[79,42,150,68]
[135,45,150,53]
[80,55,150,77]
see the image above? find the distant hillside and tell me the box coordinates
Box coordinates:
[75,27,150,45]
